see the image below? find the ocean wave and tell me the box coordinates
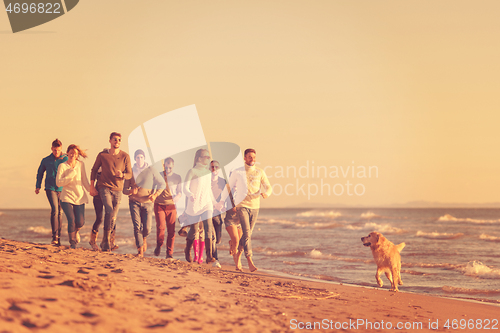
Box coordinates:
[416,231,464,240]
[27,226,51,234]
[283,271,342,282]
[438,214,500,224]
[402,262,462,269]
[360,212,380,219]
[310,222,341,229]
[400,269,429,276]
[479,234,500,242]
[345,222,404,234]
[462,261,500,279]
[441,285,500,296]
[260,218,295,225]
[282,261,314,266]
[296,210,342,218]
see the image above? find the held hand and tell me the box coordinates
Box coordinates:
[132,187,138,195]
[90,187,98,197]
[35,188,40,194]
[148,194,156,202]
[115,170,123,178]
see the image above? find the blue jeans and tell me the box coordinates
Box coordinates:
[99,187,122,231]
[129,200,153,248]
[45,190,62,239]
[236,207,259,258]
[61,202,85,233]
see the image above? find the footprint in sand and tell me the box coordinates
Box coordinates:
[37,275,55,279]
[146,320,169,328]
[80,311,98,318]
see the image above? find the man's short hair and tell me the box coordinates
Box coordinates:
[134,149,145,160]
[164,157,174,165]
[109,132,121,140]
[51,138,62,148]
[244,148,256,156]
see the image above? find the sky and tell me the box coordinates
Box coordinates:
[1,0,500,209]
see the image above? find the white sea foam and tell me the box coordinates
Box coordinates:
[310,249,323,259]
[441,286,500,296]
[360,211,380,219]
[27,226,51,234]
[438,214,500,224]
[260,218,295,225]
[297,210,342,218]
[416,231,464,240]
[345,222,403,234]
[462,261,500,279]
[479,234,500,242]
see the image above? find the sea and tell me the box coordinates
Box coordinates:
[1,208,499,305]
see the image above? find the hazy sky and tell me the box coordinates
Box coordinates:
[1,0,500,209]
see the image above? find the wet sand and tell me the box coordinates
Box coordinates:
[1,238,498,332]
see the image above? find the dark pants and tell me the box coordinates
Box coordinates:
[45,190,62,240]
[92,193,104,232]
[212,211,223,245]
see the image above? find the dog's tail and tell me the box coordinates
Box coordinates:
[396,242,406,253]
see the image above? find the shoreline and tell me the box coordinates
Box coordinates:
[2,238,499,332]
[259,269,500,308]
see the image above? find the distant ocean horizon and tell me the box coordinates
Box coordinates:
[1,207,499,305]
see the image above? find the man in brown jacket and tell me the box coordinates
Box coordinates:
[90,132,132,251]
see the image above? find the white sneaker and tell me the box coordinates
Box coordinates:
[212,260,222,268]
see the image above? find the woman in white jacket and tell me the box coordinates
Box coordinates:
[183,148,217,263]
[56,144,91,249]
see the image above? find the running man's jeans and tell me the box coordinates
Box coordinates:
[98,187,122,232]
[129,200,153,249]
[45,190,62,240]
[236,207,259,258]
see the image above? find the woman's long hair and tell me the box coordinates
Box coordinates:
[193,148,209,167]
[67,144,87,159]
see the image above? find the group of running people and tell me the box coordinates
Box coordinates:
[35,132,272,272]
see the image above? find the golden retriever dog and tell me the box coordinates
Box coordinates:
[361,232,405,292]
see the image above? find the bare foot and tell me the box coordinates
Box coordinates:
[247,257,258,272]
[234,250,243,271]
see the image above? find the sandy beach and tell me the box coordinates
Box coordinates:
[1,238,498,332]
